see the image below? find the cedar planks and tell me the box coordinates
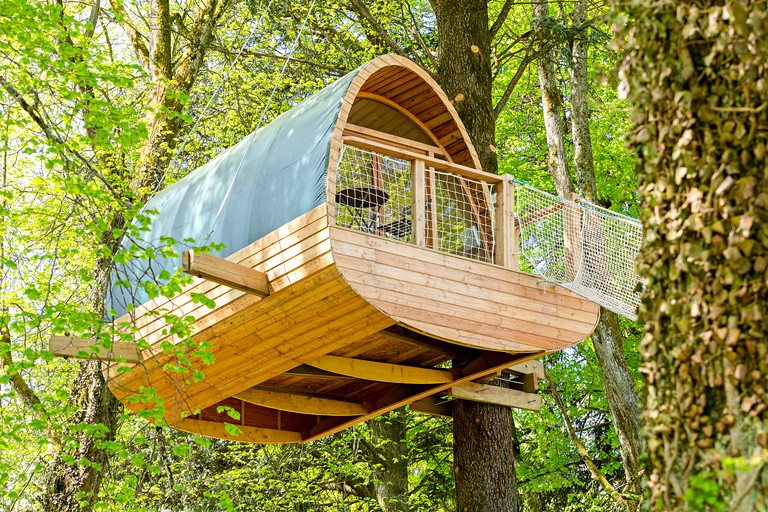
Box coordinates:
[330,226,600,353]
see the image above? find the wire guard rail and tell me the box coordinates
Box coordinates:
[335,145,496,263]
[514,182,643,320]
[335,141,642,320]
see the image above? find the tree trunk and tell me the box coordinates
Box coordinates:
[40,1,230,509]
[368,408,409,512]
[568,0,644,496]
[532,0,571,196]
[615,0,768,508]
[453,399,518,512]
[42,363,123,511]
[430,1,518,510]
[590,313,644,495]
[432,0,497,175]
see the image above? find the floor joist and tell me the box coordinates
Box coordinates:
[306,355,454,384]
[182,250,270,297]
[234,387,367,417]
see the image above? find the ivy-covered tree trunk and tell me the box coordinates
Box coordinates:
[616,0,768,508]
[431,1,518,510]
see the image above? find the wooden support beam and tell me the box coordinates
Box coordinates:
[412,159,426,246]
[495,175,518,270]
[342,135,502,183]
[305,353,535,441]
[517,202,564,229]
[410,396,453,417]
[49,335,142,363]
[448,381,541,412]
[173,418,301,444]
[181,250,270,297]
[461,351,521,379]
[234,387,367,417]
[306,355,454,385]
[282,364,357,380]
[508,359,544,379]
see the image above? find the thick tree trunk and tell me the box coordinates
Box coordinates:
[453,399,518,512]
[615,0,768,508]
[430,2,518,510]
[568,0,644,496]
[42,363,123,511]
[41,2,230,509]
[432,0,497,175]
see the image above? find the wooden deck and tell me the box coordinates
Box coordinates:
[89,205,598,443]
[51,56,602,443]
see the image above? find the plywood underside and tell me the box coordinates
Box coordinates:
[106,206,595,443]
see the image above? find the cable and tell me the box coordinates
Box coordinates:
[204,0,317,240]
[150,0,277,197]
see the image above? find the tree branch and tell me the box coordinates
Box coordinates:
[149,0,172,79]
[403,0,438,69]
[545,369,635,510]
[347,0,409,57]
[490,0,516,39]
[0,329,61,446]
[210,46,349,76]
[0,77,123,200]
[107,0,151,73]
[494,52,534,118]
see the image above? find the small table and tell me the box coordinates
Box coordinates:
[336,186,390,232]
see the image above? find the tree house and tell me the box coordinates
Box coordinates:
[51,55,600,443]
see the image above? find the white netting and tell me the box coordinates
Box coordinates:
[335,146,495,263]
[335,146,413,242]
[427,170,495,263]
[514,182,643,320]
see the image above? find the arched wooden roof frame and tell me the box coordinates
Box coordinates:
[325,54,482,215]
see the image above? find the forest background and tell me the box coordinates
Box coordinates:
[0,0,766,510]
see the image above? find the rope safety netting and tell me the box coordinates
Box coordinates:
[513,182,643,320]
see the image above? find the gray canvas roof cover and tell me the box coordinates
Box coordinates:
[110,68,360,317]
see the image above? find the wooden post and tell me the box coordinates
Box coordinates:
[563,192,583,282]
[494,175,518,270]
[412,159,426,246]
[426,167,438,249]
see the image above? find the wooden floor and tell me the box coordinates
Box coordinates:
[101,205,598,443]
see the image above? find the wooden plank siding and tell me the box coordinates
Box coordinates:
[330,226,600,353]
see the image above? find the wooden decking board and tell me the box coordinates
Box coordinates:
[346,276,590,347]
[354,286,566,351]
[114,249,337,372]
[177,296,389,414]
[117,216,330,345]
[109,266,350,400]
[332,227,597,311]
[116,206,328,328]
[338,258,598,330]
[331,228,598,312]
